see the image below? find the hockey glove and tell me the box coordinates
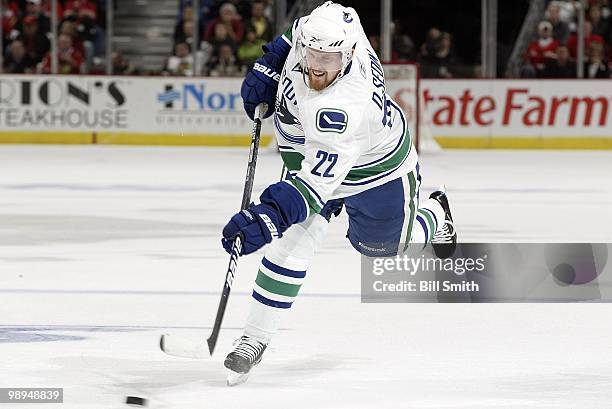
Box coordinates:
[241,52,282,120]
[221,181,308,255]
[241,34,291,120]
[221,204,282,255]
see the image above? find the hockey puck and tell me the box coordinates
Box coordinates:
[125,396,148,406]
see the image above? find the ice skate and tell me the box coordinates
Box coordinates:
[224,335,267,386]
[429,186,457,259]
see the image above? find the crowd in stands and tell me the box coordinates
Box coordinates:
[522,0,611,78]
[2,0,107,74]
[163,0,273,76]
[3,0,611,79]
[367,22,461,79]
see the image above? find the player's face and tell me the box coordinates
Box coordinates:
[308,68,340,91]
[304,48,342,91]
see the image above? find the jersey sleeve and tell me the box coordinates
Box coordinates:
[286,89,369,216]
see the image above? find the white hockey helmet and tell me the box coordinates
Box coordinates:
[297,1,361,88]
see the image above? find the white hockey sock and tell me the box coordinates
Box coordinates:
[245,256,306,343]
[411,198,445,243]
[244,214,329,344]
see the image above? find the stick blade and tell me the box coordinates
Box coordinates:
[160,334,209,359]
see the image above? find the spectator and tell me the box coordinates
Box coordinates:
[204,2,245,43]
[391,19,416,62]
[584,41,609,78]
[174,6,194,46]
[112,51,139,75]
[175,19,196,49]
[21,0,51,34]
[3,39,37,73]
[208,43,242,76]
[2,0,20,45]
[421,32,455,78]
[165,42,194,76]
[567,21,604,59]
[227,0,252,20]
[547,2,570,44]
[40,33,84,74]
[179,0,220,31]
[20,14,50,65]
[63,0,97,22]
[420,27,441,58]
[59,20,85,54]
[524,21,559,76]
[209,23,237,52]
[589,5,610,39]
[237,29,265,67]
[543,45,577,77]
[62,0,99,54]
[245,0,272,41]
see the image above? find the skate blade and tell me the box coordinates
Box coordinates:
[226,370,250,387]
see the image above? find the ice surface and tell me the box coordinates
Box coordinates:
[1,146,612,409]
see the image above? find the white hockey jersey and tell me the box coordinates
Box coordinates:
[274,18,418,215]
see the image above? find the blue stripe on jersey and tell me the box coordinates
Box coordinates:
[261,257,306,278]
[274,114,305,145]
[252,290,293,309]
[294,175,326,207]
[351,101,406,170]
[416,215,429,244]
[278,144,296,151]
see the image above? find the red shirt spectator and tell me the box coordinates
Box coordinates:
[40,33,84,74]
[566,21,604,59]
[63,0,97,21]
[204,3,244,43]
[526,21,560,71]
[21,14,50,63]
[2,0,19,35]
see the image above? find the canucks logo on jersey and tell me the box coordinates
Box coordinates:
[316,109,348,133]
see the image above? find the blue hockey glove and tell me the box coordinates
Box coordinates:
[221,203,282,255]
[221,181,309,255]
[241,33,291,120]
[241,53,282,120]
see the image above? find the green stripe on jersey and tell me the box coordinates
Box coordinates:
[283,24,293,41]
[345,130,412,182]
[288,178,322,214]
[255,270,302,298]
[418,209,436,240]
[403,172,417,250]
[280,150,304,172]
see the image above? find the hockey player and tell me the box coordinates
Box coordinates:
[220,1,456,386]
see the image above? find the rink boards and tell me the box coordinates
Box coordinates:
[0,75,611,149]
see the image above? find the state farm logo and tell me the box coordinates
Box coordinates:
[423,87,611,127]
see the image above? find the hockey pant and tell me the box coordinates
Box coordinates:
[244,169,446,343]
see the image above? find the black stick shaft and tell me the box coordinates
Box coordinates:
[207,104,265,355]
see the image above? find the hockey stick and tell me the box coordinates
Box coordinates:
[160,103,267,359]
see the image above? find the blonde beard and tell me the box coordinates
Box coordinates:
[308,70,340,91]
